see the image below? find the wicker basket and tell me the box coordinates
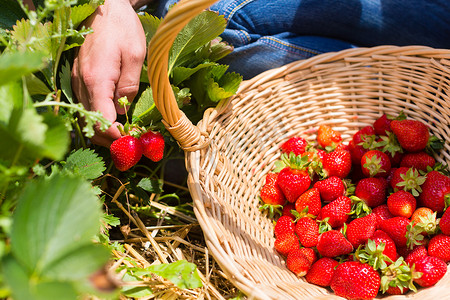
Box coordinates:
[147,0,450,299]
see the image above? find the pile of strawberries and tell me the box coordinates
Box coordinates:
[260,113,450,299]
[110,130,165,171]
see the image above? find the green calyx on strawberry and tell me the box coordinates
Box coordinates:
[391,167,426,197]
[374,131,403,157]
[354,239,392,270]
[380,257,420,294]
[349,195,372,218]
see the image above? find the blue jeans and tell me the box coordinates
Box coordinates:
[156,0,450,79]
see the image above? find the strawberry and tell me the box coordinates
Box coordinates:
[318,196,351,228]
[390,167,426,197]
[348,139,368,165]
[439,206,450,235]
[373,113,393,135]
[400,152,435,171]
[411,207,434,225]
[330,261,380,300]
[305,257,339,287]
[375,131,404,167]
[404,245,428,266]
[317,124,342,149]
[298,247,317,264]
[286,249,312,277]
[378,217,411,248]
[354,177,386,208]
[413,256,447,287]
[387,190,416,218]
[380,257,419,295]
[352,125,376,146]
[346,214,378,248]
[260,173,286,206]
[367,230,398,266]
[277,166,311,203]
[316,230,353,258]
[321,150,352,179]
[295,188,321,217]
[361,149,391,178]
[428,234,450,263]
[372,204,394,221]
[281,136,308,156]
[418,170,450,213]
[295,217,319,247]
[274,232,300,256]
[313,176,345,203]
[139,130,165,162]
[390,119,429,152]
[274,215,295,238]
[282,203,296,219]
[110,135,143,171]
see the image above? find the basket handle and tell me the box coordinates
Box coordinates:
[147,0,217,151]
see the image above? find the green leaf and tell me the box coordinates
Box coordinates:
[40,113,70,160]
[24,73,52,96]
[139,12,161,45]
[2,255,78,300]
[0,51,47,86]
[121,273,153,298]
[132,86,162,125]
[147,260,203,289]
[0,80,23,123]
[0,0,27,30]
[206,71,242,103]
[137,177,164,194]
[10,174,104,277]
[171,62,216,86]
[10,19,52,55]
[168,11,226,73]
[63,148,106,180]
[70,2,99,29]
[59,60,73,103]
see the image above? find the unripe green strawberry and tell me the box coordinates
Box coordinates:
[139,130,165,162]
[110,136,143,171]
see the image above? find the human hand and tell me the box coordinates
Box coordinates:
[72,0,147,147]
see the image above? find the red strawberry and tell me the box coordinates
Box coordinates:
[330,261,380,300]
[277,167,311,203]
[354,177,386,208]
[282,203,296,219]
[378,217,411,248]
[298,247,317,264]
[369,230,398,265]
[372,204,394,222]
[428,234,450,263]
[274,215,295,238]
[353,125,376,145]
[404,245,428,266]
[295,188,321,217]
[390,119,429,152]
[110,136,143,171]
[400,152,435,171]
[313,176,345,203]
[439,207,450,235]
[348,139,368,165]
[295,217,319,248]
[274,232,300,256]
[281,136,308,155]
[260,173,286,206]
[418,170,450,213]
[318,196,351,228]
[317,124,342,149]
[387,190,417,218]
[361,150,391,178]
[317,230,353,258]
[305,257,339,287]
[139,130,165,162]
[286,249,312,277]
[390,167,426,197]
[373,114,393,135]
[346,214,378,248]
[321,150,352,179]
[413,256,447,287]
